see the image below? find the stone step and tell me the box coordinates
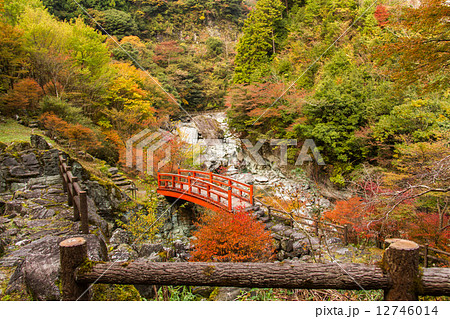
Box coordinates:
[115,180,132,187]
[112,176,127,182]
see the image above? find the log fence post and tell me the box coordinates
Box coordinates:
[383,239,420,301]
[72,176,79,221]
[79,191,89,235]
[343,225,348,246]
[60,237,91,301]
[424,244,429,268]
[67,166,73,207]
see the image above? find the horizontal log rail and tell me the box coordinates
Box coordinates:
[419,244,450,267]
[157,169,254,213]
[58,153,89,234]
[254,197,349,245]
[59,238,450,301]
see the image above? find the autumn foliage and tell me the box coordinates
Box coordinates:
[39,112,100,151]
[190,208,274,262]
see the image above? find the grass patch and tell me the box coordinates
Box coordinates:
[0,119,47,144]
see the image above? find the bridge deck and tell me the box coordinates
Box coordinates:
[157,170,254,213]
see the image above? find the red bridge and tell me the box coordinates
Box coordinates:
[157,169,254,213]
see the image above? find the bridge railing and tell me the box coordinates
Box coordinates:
[178,169,254,205]
[157,170,253,211]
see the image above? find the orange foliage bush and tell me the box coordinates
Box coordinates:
[40,112,100,152]
[1,78,43,115]
[324,196,403,243]
[190,208,274,262]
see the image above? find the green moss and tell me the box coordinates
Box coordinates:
[203,265,215,277]
[77,259,105,276]
[91,284,142,301]
[209,287,220,300]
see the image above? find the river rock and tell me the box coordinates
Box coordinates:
[110,228,132,247]
[192,115,224,139]
[109,244,138,262]
[138,243,164,257]
[254,175,269,183]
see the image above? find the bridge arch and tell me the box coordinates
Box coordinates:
[157,169,254,213]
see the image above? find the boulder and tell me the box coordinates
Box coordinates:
[291,240,309,257]
[21,153,40,171]
[192,115,224,139]
[138,243,164,257]
[4,200,25,217]
[2,157,19,167]
[110,228,132,247]
[6,234,107,300]
[254,175,269,183]
[30,134,51,150]
[109,244,138,262]
[281,239,293,252]
[214,287,242,301]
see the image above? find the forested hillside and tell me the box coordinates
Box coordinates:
[227,0,449,249]
[0,0,449,252]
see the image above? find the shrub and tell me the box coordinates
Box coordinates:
[118,202,162,247]
[190,208,274,262]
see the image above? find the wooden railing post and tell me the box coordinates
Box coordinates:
[343,225,348,246]
[228,186,232,212]
[207,184,211,199]
[383,239,420,301]
[67,166,73,207]
[188,176,192,194]
[228,179,232,211]
[424,244,429,268]
[249,185,254,205]
[60,237,91,301]
[72,176,79,221]
[60,157,68,193]
[209,171,213,183]
[79,191,89,234]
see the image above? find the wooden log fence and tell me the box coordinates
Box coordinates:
[59,238,450,301]
[58,153,89,234]
[254,198,349,246]
[419,244,450,268]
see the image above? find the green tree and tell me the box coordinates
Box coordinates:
[97,9,138,39]
[233,0,286,83]
[294,53,394,183]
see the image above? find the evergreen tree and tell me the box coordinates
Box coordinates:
[233,0,285,83]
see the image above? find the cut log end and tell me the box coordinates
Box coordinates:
[389,239,419,251]
[60,237,86,248]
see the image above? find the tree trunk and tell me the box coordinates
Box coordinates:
[383,239,420,301]
[77,261,390,291]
